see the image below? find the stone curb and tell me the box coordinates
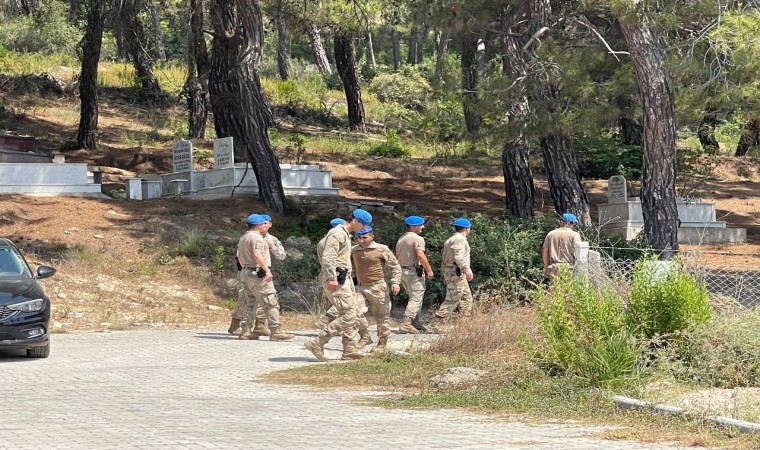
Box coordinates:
[612,395,760,434]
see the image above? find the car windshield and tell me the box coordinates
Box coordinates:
[0,247,31,278]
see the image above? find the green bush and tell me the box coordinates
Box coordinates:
[368,66,431,111]
[531,270,642,386]
[367,130,411,158]
[0,1,80,55]
[626,255,711,340]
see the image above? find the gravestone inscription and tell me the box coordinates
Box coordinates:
[213,137,234,169]
[172,139,193,172]
[608,175,627,203]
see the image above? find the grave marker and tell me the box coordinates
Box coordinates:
[172,139,193,172]
[213,137,234,169]
[607,175,627,203]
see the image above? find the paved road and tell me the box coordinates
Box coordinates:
[1,329,700,450]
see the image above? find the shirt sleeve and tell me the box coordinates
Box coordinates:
[383,246,402,284]
[319,232,342,281]
[452,237,470,273]
[267,235,287,261]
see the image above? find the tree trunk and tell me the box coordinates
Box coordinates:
[697,107,720,151]
[616,96,643,145]
[209,0,286,213]
[365,31,376,68]
[541,132,590,224]
[148,0,167,64]
[334,32,366,132]
[620,15,679,253]
[416,21,430,64]
[306,23,332,75]
[76,0,105,150]
[735,118,760,156]
[461,31,483,134]
[433,28,449,85]
[500,5,534,219]
[528,0,589,224]
[391,9,401,71]
[185,0,209,138]
[117,0,161,92]
[406,25,419,65]
[275,4,289,80]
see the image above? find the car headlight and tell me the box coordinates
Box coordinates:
[8,299,45,312]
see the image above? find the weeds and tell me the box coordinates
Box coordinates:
[176,228,210,257]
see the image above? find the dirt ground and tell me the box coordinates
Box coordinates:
[1,94,759,331]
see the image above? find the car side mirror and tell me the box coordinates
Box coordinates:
[36,265,56,279]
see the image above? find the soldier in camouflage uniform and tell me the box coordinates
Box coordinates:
[395,215,435,334]
[432,218,474,324]
[351,226,402,352]
[228,214,287,336]
[237,214,294,341]
[304,209,372,362]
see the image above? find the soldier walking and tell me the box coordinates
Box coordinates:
[432,218,474,324]
[351,226,402,353]
[304,209,373,362]
[395,216,434,334]
[237,214,294,341]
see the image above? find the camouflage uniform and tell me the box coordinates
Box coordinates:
[434,232,473,319]
[395,232,428,319]
[305,225,365,360]
[351,240,401,350]
[237,230,292,340]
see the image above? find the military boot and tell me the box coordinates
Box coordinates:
[412,316,434,334]
[398,317,419,334]
[269,326,295,341]
[341,337,369,360]
[356,330,373,350]
[372,336,388,353]
[304,334,330,362]
[238,323,259,340]
[252,319,271,337]
[227,318,241,335]
[314,314,334,330]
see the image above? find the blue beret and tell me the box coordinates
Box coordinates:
[355,226,373,237]
[261,214,272,222]
[562,213,578,224]
[452,217,471,228]
[351,208,373,225]
[246,214,266,225]
[330,218,346,227]
[404,215,425,226]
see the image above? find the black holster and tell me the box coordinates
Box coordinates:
[454,263,462,277]
[256,268,267,278]
[236,257,243,271]
[415,265,424,277]
[336,267,348,285]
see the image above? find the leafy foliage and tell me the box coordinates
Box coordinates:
[531,270,642,386]
[0,1,80,54]
[367,130,411,158]
[627,255,711,340]
[576,135,642,180]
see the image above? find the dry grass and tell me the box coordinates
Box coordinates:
[426,305,538,361]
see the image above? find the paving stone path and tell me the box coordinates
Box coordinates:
[1,329,702,449]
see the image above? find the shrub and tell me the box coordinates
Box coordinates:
[659,309,760,387]
[367,130,411,158]
[531,270,642,386]
[0,1,80,55]
[626,255,711,340]
[368,66,431,111]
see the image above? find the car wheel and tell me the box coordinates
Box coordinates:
[26,342,50,359]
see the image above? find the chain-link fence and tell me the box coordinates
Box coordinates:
[586,248,760,308]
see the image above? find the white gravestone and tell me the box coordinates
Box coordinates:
[126,178,143,200]
[213,137,234,169]
[607,176,627,203]
[172,139,193,172]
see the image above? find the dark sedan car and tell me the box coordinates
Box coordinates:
[0,238,56,358]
